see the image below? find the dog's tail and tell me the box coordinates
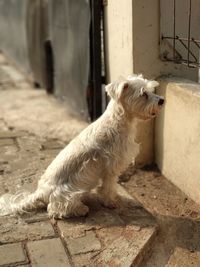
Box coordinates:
[0,189,48,216]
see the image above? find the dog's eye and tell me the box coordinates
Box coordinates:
[142,92,148,99]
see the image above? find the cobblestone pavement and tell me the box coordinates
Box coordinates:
[0,120,157,267]
[0,54,158,267]
[0,53,200,267]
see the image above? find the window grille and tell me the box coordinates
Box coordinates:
[160,0,200,68]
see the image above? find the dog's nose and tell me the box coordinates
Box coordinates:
[158,98,164,105]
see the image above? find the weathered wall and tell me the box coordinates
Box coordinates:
[104,0,199,166]
[26,0,49,88]
[104,0,198,84]
[132,0,198,81]
[104,0,154,165]
[48,0,90,118]
[0,0,49,87]
[0,0,91,118]
[155,78,200,204]
[160,0,200,71]
[0,0,31,73]
[104,0,134,82]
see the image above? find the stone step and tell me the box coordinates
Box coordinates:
[0,191,158,267]
[121,168,200,267]
[121,168,200,219]
[57,188,158,267]
[166,247,200,267]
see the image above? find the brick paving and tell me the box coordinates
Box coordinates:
[0,118,157,267]
[27,239,71,267]
[0,54,158,266]
[0,243,27,266]
[0,52,200,267]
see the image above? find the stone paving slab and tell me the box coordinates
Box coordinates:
[67,231,101,255]
[96,226,157,267]
[0,131,25,139]
[27,238,71,267]
[40,140,65,150]
[0,243,27,266]
[0,85,88,143]
[58,195,157,267]
[23,211,49,224]
[166,247,200,267]
[58,208,125,239]
[0,138,15,147]
[0,218,55,244]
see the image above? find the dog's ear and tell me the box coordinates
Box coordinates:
[105,82,114,99]
[105,81,129,101]
[139,87,145,96]
[146,80,159,92]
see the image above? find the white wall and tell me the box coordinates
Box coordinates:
[104,0,134,82]
[104,0,154,165]
[104,0,199,167]
[156,78,200,204]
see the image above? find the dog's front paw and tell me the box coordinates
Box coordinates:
[99,196,120,209]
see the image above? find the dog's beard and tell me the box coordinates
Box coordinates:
[134,103,162,120]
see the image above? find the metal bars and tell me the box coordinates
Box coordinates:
[89,0,102,120]
[161,0,200,68]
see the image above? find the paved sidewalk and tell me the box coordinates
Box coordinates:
[0,120,157,267]
[0,54,157,267]
[1,53,199,267]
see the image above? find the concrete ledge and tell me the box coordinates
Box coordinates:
[155,77,200,205]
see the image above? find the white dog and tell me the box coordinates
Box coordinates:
[0,75,164,218]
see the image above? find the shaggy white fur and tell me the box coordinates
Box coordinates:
[0,74,164,218]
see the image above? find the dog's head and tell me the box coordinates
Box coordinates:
[105,74,164,120]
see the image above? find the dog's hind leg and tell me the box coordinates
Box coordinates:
[47,187,89,219]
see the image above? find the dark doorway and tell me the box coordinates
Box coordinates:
[44,40,54,94]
